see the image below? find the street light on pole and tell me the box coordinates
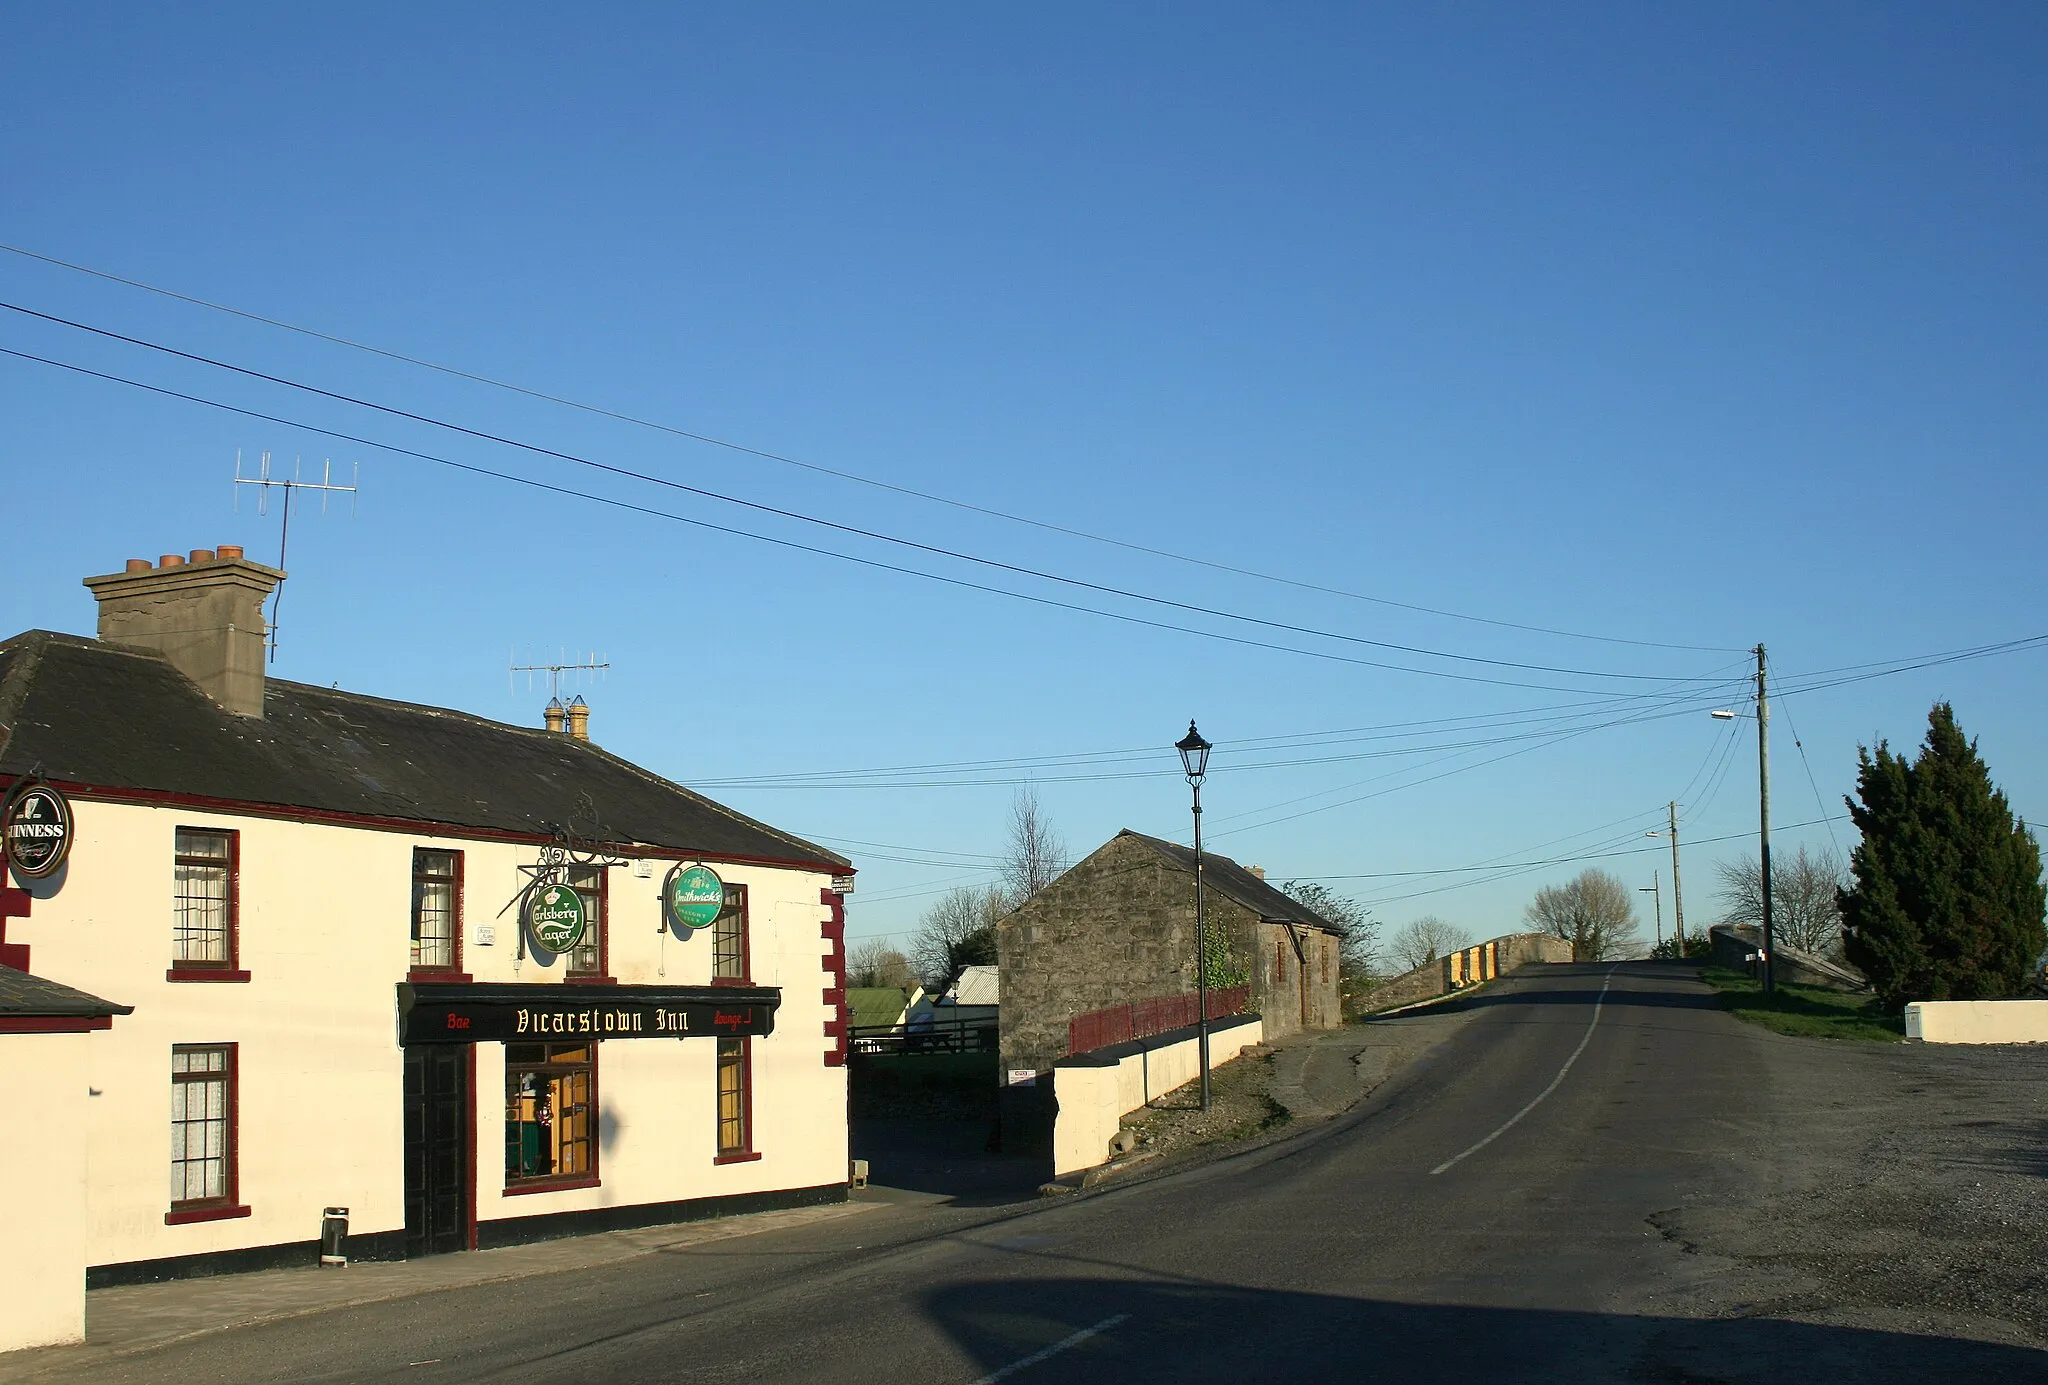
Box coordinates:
[1175,720,1214,1112]
[1640,871,1662,951]
[1709,642,1775,993]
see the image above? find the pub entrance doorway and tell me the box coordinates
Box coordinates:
[403,1045,473,1257]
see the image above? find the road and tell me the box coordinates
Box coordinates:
[34,962,2048,1382]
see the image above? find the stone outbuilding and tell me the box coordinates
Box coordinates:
[997,830,1345,1077]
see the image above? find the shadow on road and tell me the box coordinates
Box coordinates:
[851,1118,1047,1207]
[921,1277,2041,1383]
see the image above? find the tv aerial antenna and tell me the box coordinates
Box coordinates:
[233,450,359,663]
[510,648,610,703]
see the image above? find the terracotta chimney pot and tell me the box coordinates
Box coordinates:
[125,558,152,573]
[189,549,217,564]
[158,553,186,568]
[217,544,244,560]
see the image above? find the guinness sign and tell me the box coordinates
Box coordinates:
[3,783,73,880]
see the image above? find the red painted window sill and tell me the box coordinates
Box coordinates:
[166,968,251,983]
[709,976,753,988]
[165,1203,251,1225]
[565,975,618,986]
[714,1150,762,1165]
[503,1174,601,1197]
[408,969,472,984]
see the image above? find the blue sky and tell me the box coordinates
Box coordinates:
[5,4,2044,956]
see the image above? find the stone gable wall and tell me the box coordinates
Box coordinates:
[998,834,1340,1074]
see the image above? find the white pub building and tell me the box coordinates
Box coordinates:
[0,547,855,1350]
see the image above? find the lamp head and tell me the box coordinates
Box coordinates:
[1175,720,1212,783]
[1710,710,1737,720]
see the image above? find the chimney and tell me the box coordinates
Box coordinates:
[84,548,284,718]
[543,697,566,734]
[565,695,590,742]
[1250,864,1265,880]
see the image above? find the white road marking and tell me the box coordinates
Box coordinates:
[967,1314,1131,1384]
[1430,965,1619,1176]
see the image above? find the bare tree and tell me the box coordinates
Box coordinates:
[1389,915,1465,973]
[1713,844,1846,958]
[1000,787,1068,905]
[846,938,917,990]
[1526,869,1640,961]
[910,884,1008,990]
[1281,879,1381,978]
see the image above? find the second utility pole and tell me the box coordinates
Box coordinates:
[1756,644,1776,994]
[1667,800,1686,953]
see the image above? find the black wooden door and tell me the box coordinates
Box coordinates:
[403,1046,471,1258]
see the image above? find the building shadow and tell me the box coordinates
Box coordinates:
[850,1117,1047,1208]
[919,1276,2042,1383]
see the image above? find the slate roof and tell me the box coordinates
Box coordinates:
[0,965,132,1020]
[1117,830,1344,933]
[0,631,849,872]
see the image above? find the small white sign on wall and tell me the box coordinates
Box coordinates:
[1007,1069,1038,1087]
[476,924,496,947]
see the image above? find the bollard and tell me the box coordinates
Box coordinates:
[319,1207,349,1268]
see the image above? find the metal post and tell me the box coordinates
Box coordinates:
[1192,778,1211,1112]
[1756,644,1776,995]
[1642,871,1662,950]
[1667,800,1686,952]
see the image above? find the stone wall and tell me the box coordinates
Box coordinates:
[1357,933,1572,1014]
[998,833,1267,1076]
[1709,924,1869,992]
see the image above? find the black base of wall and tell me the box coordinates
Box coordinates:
[88,1228,408,1290]
[475,1180,849,1251]
[86,1185,849,1289]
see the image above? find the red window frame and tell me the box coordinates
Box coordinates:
[711,883,750,986]
[408,847,469,982]
[565,864,614,984]
[714,1036,759,1164]
[166,1042,251,1224]
[168,826,249,983]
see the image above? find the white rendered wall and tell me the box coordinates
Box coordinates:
[1051,1020,1263,1178]
[1904,999,2048,1044]
[11,797,846,1274]
[0,1034,93,1350]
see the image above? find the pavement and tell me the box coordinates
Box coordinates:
[7,961,2045,1383]
[0,1201,883,1380]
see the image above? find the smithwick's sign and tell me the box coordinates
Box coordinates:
[2,781,74,880]
[397,981,779,1046]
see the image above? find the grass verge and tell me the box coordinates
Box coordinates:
[1700,965,1904,1042]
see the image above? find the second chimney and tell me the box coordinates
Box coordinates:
[565,696,590,742]
[84,549,284,718]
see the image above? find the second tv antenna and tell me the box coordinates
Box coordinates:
[233,450,359,662]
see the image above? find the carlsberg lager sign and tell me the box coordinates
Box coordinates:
[666,864,725,932]
[530,882,587,954]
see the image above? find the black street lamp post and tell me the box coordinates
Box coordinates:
[1176,720,1214,1112]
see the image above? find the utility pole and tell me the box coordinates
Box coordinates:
[1756,644,1776,994]
[1640,871,1662,951]
[1667,800,1686,952]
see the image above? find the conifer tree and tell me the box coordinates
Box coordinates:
[1841,703,2046,1010]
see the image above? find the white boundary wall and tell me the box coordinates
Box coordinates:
[1052,1019,1263,1177]
[1904,999,2048,1044]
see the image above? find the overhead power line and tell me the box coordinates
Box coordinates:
[0,340,1734,697]
[1,299,1744,689]
[0,241,1744,655]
